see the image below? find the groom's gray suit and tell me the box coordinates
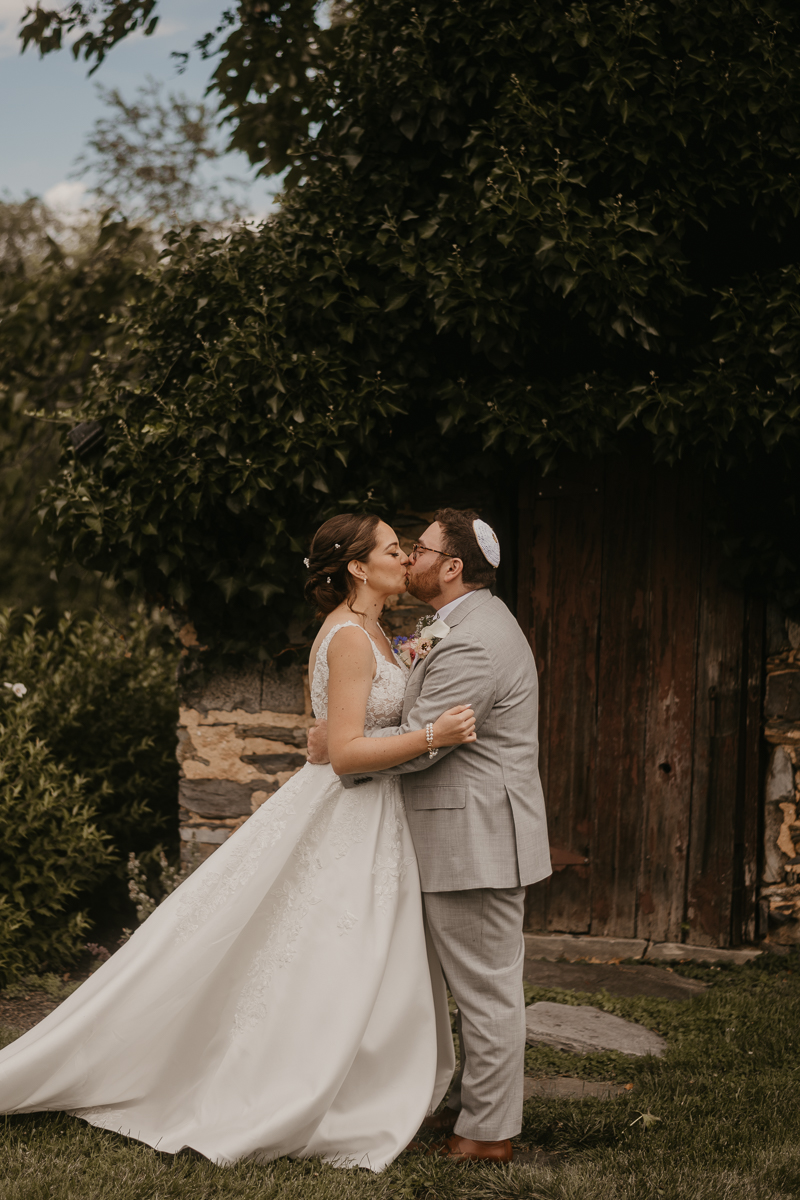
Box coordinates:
[345,587,550,1141]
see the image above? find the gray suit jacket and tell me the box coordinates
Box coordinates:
[344,588,551,892]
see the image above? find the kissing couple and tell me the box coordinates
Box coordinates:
[0,507,551,1171]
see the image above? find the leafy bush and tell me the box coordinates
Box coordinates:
[125,842,201,924]
[0,703,112,981]
[0,608,180,930]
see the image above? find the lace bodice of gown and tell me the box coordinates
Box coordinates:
[311,621,408,730]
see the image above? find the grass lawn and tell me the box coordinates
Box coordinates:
[2,958,800,1199]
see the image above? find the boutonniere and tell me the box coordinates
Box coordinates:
[393,616,450,669]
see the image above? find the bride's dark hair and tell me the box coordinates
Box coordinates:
[304,513,382,617]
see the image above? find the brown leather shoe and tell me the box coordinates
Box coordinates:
[421,1107,459,1132]
[429,1134,513,1163]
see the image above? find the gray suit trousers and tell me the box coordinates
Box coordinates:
[423,887,526,1142]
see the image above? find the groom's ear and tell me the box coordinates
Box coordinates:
[445,556,464,582]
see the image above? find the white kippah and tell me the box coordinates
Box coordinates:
[473,518,500,567]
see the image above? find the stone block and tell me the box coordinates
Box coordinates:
[764,747,796,883]
[524,934,647,962]
[765,669,800,720]
[261,662,306,714]
[240,752,307,773]
[235,724,308,746]
[179,825,230,845]
[645,942,761,965]
[181,664,264,714]
[523,1077,627,1100]
[767,746,795,804]
[525,1002,665,1057]
[766,603,791,655]
[178,778,256,818]
[180,723,263,784]
[764,804,787,884]
[179,661,306,715]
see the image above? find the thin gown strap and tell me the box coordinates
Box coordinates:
[317,621,381,675]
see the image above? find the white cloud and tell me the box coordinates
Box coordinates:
[0,0,29,58]
[44,180,88,215]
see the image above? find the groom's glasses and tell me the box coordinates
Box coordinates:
[410,542,454,561]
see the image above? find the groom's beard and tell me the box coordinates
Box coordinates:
[406,562,442,606]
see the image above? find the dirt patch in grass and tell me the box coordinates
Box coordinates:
[524,957,709,1000]
[0,969,93,1047]
[0,992,61,1036]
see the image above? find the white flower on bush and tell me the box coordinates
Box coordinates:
[3,682,27,698]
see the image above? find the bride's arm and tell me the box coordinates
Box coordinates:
[326,626,475,775]
[370,636,496,776]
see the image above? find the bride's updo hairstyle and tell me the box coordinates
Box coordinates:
[304,513,382,616]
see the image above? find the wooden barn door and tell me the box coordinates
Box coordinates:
[518,452,764,947]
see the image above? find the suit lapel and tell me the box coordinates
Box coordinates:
[401,589,493,717]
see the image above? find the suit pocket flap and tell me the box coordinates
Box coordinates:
[409,788,466,811]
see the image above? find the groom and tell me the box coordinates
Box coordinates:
[308,508,551,1163]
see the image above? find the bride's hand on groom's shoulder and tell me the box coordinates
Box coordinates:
[307,720,330,764]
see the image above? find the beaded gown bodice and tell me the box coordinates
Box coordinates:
[311,621,408,730]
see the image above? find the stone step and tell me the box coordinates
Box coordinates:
[525,1001,667,1057]
[524,1076,628,1101]
[524,932,761,966]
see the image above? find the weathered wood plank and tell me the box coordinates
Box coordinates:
[591,453,652,938]
[519,472,551,932]
[542,457,603,933]
[516,474,536,661]
[636,464,702,942]
[686,525,745,947]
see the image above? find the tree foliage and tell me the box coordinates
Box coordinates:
[75,78,254,230]
[0,200,155,613]
[31,0,800,650]
[21,0,348,177]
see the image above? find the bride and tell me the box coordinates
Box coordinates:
[0,513,477,1171]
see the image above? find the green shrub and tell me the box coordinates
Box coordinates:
[0,704,112,981]
[0,608,180,926]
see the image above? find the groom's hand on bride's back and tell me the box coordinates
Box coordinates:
[307,720,331,764]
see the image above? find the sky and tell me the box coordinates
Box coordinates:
[0,0,274,218]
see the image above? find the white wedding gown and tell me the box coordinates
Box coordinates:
[0,622,454,1171]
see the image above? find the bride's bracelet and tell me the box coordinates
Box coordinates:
[425,722,439,760]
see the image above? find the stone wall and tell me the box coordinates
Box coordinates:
[176,659,312,862]
[176,512,433,861]
[761,607,800,942]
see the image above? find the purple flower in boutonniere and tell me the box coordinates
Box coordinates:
[392,617,450,668]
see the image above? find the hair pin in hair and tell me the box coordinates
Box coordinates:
[334,543,341,549]
[326,576,331,584]
[303,557,310,569]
